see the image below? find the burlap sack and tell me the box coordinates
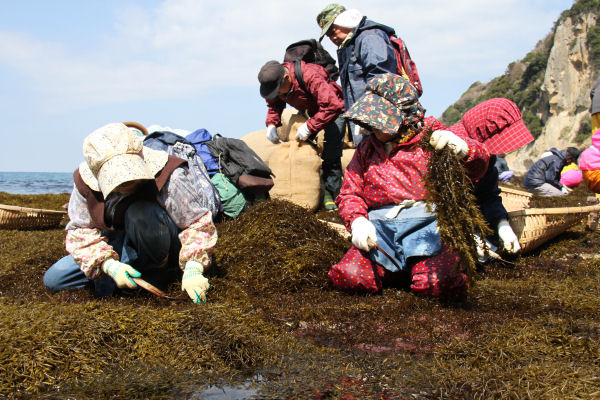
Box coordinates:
[240,129,279,165]
[269,139,322,210]
[243,109,355,210]
[341,148,355,172]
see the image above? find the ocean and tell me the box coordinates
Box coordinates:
[0,172,73,194]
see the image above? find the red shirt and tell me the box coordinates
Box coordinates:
[265,61,344,133]
[337,117,490,229]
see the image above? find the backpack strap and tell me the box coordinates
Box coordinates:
[293,60,308,92]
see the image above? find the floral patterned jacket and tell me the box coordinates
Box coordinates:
[65,143,219,279]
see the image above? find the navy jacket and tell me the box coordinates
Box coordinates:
[337,17,397,110]
[523,148,567,190]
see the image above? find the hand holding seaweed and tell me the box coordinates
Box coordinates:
[421,128,492,283]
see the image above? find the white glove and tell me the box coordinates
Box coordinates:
[351,217,378,252]
[266,125,279,144]
[473,234,488,260]
[102,259,141,289]
[295,122,311,141]
[429,130,469,158]
[497,219,521,254]
[561,185,571,194]
[182,260,210,303]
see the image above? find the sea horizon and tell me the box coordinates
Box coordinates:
[0,171,73,194]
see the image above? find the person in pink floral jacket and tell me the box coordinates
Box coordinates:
[43,123,221,303]
[330,73,489,298]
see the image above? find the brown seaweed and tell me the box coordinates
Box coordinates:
[2,193,600,399]
[420,131,493,283]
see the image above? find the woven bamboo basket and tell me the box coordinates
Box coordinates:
[499,186,533,212]
[0,204,67,230]
[507,204,600,253]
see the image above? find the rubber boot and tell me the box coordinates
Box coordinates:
[323,189,338,211]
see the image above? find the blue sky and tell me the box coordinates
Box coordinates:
[0,0,573,172]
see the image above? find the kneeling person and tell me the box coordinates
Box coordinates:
[330,73,489,298]
[44,123,220,303]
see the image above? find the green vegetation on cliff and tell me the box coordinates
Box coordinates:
[441,41,550,138]
[441,0,599,138]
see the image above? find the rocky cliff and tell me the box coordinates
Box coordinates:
[441,0,600,173]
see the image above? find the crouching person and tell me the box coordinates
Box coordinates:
[329,74,489,298]
[44,123,221,303]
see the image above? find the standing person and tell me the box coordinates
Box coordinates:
[591,77,600,135]
[523,147,581,196]
[316,4,403,145]
[258,60,345,211]
[329,73,489,297]
[449,98,535,256]
[43,123,220,303]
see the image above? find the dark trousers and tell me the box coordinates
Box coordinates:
[321,117,346,196]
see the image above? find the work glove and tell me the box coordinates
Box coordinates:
[182,260,210,303]
[497,219,521,254]
[266,125,279,144]
[473,234,493,262]
[429,130,469,158]
[351,216,378,252]
[295,122,311,141]
[101,259,141,289]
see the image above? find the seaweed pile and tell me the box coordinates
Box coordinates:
[0,191,70,211]
[210,199,349,297]
[501,178,597,208]
[1,194,600,399]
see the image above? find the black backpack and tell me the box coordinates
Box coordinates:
[204,134,274,196]
[283,39,339,91]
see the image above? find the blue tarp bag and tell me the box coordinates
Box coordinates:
[186,129,219,177]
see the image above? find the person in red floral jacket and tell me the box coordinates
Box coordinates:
[330,73,489,298]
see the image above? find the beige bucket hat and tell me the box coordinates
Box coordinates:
[78,122,168,197]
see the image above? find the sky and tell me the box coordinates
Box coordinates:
[0,0,574,172]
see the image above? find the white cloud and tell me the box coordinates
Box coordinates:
[0,0,572,113]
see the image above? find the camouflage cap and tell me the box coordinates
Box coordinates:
[316,3,346,41]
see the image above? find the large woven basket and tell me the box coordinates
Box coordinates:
[508,204,600,253]
[499,186,533,212]
[0,204,67,230]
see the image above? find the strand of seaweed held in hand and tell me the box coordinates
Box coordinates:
[420,128,492,284]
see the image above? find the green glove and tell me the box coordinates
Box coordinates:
[182,260,210,303]
[101,259,141,289]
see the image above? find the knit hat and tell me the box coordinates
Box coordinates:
[316,3,346,41]
[78,122,168,197]
[342,73,425,140]
[258,60,286,100]
[460,98,534,154]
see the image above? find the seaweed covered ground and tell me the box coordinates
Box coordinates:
[1,193,600,399]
